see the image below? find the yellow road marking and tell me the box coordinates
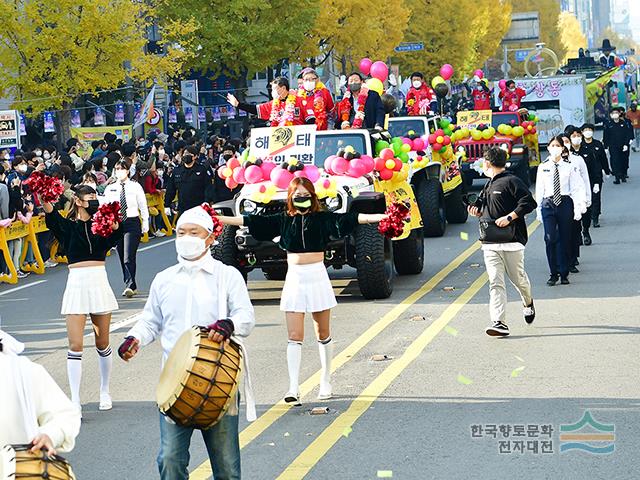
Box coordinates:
[275,222,540,479]
[189,239,484,479]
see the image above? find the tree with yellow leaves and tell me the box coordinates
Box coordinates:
[558,12,587,62]
[292,0,410,69]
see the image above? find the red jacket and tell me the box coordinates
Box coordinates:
[472,87,492,111]
[256,94,310,126]
[406,84,436,115]
[143,174,161,195]
[298,87,334,130]
[499,88,526,112]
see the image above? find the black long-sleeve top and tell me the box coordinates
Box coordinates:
[164,163,212,213]
[603,120,633,148]
[571,144,602,185]
[479,171,538,245]
[582,139,611,177]
[45,209,122,264]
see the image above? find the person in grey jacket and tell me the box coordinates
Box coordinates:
[0,165,9,220]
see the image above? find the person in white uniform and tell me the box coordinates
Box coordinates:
[118,205,255,480]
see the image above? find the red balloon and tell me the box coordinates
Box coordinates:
[412,138,425,151]
[374,157,387,171]
[370,61,389,82]
[443,136,451,146]
[428,134,437,144]
[393,158,402,171]
[379,168,394,181]
[227,157,240,170]
[380,148,395,160]
[359,57,372,75]
[225,177,238,190]
[432,143,443,151]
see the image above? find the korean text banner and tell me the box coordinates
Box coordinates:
[457,110,492,129]
[70,125,133,157]
[0,110,20,148]
[250,125,317,164]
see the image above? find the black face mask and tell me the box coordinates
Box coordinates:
[292,195,312,211]
[85,199,99,215]
[223,153,233,160]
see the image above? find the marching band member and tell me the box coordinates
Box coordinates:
[217,177,386,405]
[0,328,81,457]
[119,205,255,480]
[42,185,121,414]
[535,136,586,286]
[406,72,436,116]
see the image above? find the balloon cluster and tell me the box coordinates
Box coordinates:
[375,137,411,164]
[399,131,429,169]
[218,156,278,189]
[91,202,120,237]
[200,203,225,237]
[270,157,321,190]
[324,146,375,178]
[314,177,338,199]
[378,202,411,239]
[468,124,497,141]
[428,129,452,153]
[23,171,65,203]
[358,58,389,96]
[430,64,455,99]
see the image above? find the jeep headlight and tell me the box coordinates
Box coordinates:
[241,199,257,214]
[500,143,509,151]
[325,196,341,211]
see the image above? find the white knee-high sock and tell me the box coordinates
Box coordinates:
[67,350,83,405]
[318,338,333,394]
[97,345,113,395]
[287,341,302,394]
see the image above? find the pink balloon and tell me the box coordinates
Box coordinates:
[293,170,306,178]
[370,61,389,82]
[380,148,395,160]
[332,157,349,175]
[474,69,484,79]
[244,165,263,184]
[232,166,246,184]
[304,164,320,183]
[347,158,365,178]
[360,155,374,173]
[225,177,238,190]
[324,155,337,174]
[440,64,454,81]
[402,137,412,145]
[412,138,425,151]
[260,161,276,178]
[359,58,372,76]
[498,79,507,90]
[270,167,293,190]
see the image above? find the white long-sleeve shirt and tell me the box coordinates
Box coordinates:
[103,179,150,232]
[127,253,256,420]
[535,156,586,216]
[0,353,81,453]
[568,152,592,207]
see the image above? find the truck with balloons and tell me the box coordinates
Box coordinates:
[210,124,426,300]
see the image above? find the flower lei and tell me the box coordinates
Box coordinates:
[339,87,369,129]
[299,81,328,130]
[269,90,297,126]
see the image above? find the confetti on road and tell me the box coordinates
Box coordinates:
[410,315,426,322]
[284,432,290,437]
[514,355,525,363]
[470,263,481,268]
[443,286,455,292]
[457,374,473,385]
[342,426,353,438]
[377,471,393,478]
[444,325,458,337]
[460,232,469,241]
[370,354,393,362]
[511,366,526,378]
[310,407,330,415]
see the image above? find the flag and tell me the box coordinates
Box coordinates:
[198,106,206,122]
[184,106,193,123]
[94,107,105,126]
[586,67,620,106]
[43,111,55,133]
[133,85,156,128]
[70,109,81,128]
[168,106,177,124]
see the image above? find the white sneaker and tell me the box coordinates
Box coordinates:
[44,259,58,268]
[122,288,135,298]
[284,392,301,406]
[99,393,112,411]
[154,231,166,238]
[318,383,333,400]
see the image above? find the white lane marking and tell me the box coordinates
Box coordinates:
[139,238,174,252]
[109,312,143,332]
[0,280,47,297]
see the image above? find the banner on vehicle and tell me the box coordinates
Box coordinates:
[373,179,423,240]
[250,125,317,164]
[456,110,492,129]
[70,125,133,157]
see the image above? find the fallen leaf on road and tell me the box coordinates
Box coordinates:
[443,286,455,292]
[511,366,526,378]
[410,315,426,322]
[444,326,458,337]
[370,354,393,361]
[470,263,481,268]
[514,355,525,363]
[284,432,290,437]
[460,232,469,241]
[377,471,393,478]
[310,407,330,415]
[457,374,473,385]
[342,426,353,438]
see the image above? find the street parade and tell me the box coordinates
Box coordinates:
[0,0,639,479]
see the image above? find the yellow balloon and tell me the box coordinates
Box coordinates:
[482,129,493,140]
[385,159,396,170]
[223,167,233,178]
[471,130,482,141]
[366,78,384,95]
[431,76,445,88]
[344,145,355,154]
[460,128,470,138]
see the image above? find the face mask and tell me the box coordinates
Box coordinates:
[548,146,563,157]
[303,80,316,91]
[85,183,97,190]
[17,165,27,173]
[223,153,233,160]
[412,80,422,89]
[2,154,9,160]
[509,87,516,92]
[45,160,52,168]
[571,137,582,146]
[156,170,164,177]
[293,195,312,210]
[43,152,51,160]
[272,88,279,99]
[85,199,100,215]
[175,235,207,260]
[611,114,620,120]
[115,170,128,181]
[158,149,165,156]
[183,157,195,166]
[103,158,108,166]
[583,130,594,139]
[34,150,42,156]
[349,83,361,93]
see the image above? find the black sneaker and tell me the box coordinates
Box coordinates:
[547,275,559,286]
[593,217,600,228]
[523,301,535,324]
[622,177,627,183]
[569,266,579,273]
[561,277,570,285]
[613,178,621,184]
[583,232,592,246]
[485,321,510,337]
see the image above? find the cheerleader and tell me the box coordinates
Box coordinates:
[217,177,386,405]
[41,185,122,414]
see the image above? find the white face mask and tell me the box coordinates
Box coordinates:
[34,150,42,156]
[571,137,582,146]
[611,113,620,120]
[43,152,51,160]
[175,235,207,260]
[156,169,164,177]
[583,130,594,139]
[158,148,165,157]
[548,146,563,158]
[271,88,279,99]
[412,80,422,89]
[17,164,27,173]
[115,169,128,181]
[303,80,316,91]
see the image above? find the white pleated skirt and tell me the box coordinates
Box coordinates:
[280,261,337,313]
[61,265,119,315]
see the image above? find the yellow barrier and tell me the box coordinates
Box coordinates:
[141,192,174,243]
[0,216,45,284]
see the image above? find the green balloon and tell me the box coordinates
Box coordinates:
[242,148,250,160]
[375,140,390,154]
[440,119,451,128]
[528,114,535,121]
[439,146,447,154]
[399,152,410,163]
[443,128,453,136]
[392,137,403,147]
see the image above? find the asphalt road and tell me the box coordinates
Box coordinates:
[2,156,639,480]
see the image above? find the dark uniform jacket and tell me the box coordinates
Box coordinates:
[571,144,602,185]
[582,139,611,179]
[164,162,212,213]
[603,120,633,149]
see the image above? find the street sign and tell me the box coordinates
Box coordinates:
[394,42,424,53]
[501,62,512,74]
[502,12,540,44]
[515,49,531,62]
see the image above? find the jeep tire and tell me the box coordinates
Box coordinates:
[354,224,394,299]
[392,228,424,275]
[211,225,247,281]
[415,178,446,237]
[445,184,469,224]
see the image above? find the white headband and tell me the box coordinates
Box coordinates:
[176,206,214,233]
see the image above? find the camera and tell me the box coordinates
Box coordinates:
[462,193,482,209]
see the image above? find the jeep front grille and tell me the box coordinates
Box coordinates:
[462,141,511,161]
[262,202,287,215]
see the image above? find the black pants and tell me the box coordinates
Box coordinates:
[116,218,142,290]
[569,219,582,267]
[591,183,602,218]
[610,146,626,179]
[541,196,573,279]
[581,205,593,232]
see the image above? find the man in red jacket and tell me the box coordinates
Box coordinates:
[406,72,436,116]
[499,80,527,112]
[471,80,492,111]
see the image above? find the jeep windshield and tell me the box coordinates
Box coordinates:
[492,113,519,128]
[315,133,367,167]
[388,118,426,138]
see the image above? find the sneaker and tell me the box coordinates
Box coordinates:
[284,392,301,406]
[16,270,29,279]
[485,321,510,337]
[154,231,166,238]
[318,383,332,400]
[569,266,579,274]
[44,259,58,268]
[547,275,559,286]
[99,393,112,411]
[622,177,627,183]
[523,301,535,324]
[561,277,570,285]
[583,232,592,246]
[122,288,136,298]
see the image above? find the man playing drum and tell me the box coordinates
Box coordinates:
[118,205,255,480]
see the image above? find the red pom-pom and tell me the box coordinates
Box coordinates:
[23,172,65,203]
[91,202,121,237]
[378,202,411,239]
[200,203,224,237]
